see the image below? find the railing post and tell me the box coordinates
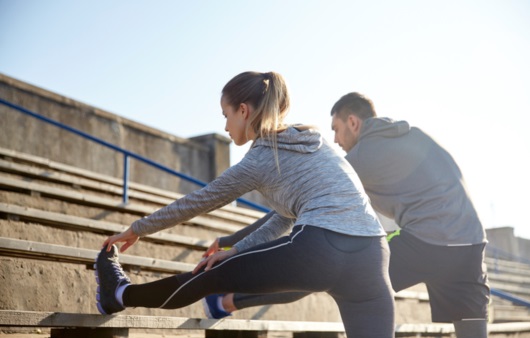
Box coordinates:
[123,154,130,204]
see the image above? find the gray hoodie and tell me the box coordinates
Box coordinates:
[132,126,385,252]
[346,117,486,246]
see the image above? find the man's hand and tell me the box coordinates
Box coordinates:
[203,237,221,258]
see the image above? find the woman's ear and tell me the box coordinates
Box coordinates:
[239,103,251,120]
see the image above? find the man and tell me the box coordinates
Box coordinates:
[202,92,489,338]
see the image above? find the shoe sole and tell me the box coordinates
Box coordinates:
[202,297,214,318]
[94,259,109,315]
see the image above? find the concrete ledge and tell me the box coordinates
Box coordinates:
[0,237,195,273]
[394,323,453,334]
[0,310,345,338]
[487,322,530,333]
[0,310,344,331]
[3,310,530,336]
[395,321,530,335]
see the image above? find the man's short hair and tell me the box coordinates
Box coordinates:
[330,92,377,120]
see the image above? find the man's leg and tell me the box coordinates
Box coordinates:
[453,319,488,338]
[389,231,489,338]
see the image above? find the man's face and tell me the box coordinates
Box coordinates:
[331,112,360,153]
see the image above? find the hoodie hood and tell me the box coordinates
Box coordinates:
[253,125,323,154]
[360,117,411,140]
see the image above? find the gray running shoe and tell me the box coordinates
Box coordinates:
[94,245,131,314]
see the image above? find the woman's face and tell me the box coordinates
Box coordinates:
[221,96,250,146]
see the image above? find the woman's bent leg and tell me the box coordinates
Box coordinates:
[330,236,394,338]
[335,292,394,338]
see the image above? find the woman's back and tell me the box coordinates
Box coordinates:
[237,127,385,241]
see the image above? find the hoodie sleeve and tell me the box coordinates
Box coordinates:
[218,211,276,248]
[131,154,260,237]
[233,212,293,252]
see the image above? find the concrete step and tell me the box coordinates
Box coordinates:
[492,304,530,322]
[0,202,211,250]
[0,176,243,234]
[0,147,265,221]
[489,271,530,287]
[486,257,530,278]
[0,158,260,229]
[490,284,530,301]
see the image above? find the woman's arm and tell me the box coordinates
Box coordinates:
[103,154,259,251]
[233,212,293,252]
[219,211,275,247]
[203,211,276,258]
[131,156,259,237]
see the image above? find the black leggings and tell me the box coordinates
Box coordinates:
[123,225,394,338]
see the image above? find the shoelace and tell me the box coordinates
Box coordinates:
[108,256,130,282]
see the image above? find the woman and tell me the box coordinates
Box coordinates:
[95,71,395,337]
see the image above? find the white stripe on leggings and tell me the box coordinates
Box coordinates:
[159,225,307,308]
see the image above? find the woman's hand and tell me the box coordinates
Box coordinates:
[202,238,221,258]
[102,226,139,253]
[193,247,237,274]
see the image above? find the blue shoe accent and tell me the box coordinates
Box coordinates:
[94,245,131,315]
[202,294,232,319]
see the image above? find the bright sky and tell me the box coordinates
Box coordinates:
[1,0,529,239]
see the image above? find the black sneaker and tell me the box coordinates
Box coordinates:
[94,245,131,315]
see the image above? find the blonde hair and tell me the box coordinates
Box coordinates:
[222,71,290,171]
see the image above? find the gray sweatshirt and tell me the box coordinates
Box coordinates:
[346,117,486,246]
[132,126,385,252]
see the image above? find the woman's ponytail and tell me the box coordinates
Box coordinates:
[222,71,291,172]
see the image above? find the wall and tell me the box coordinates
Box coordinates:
[0,73,231,195]
[486,227,530,264]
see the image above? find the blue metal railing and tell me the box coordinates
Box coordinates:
[0,98,269,212]
[490,288,530,308]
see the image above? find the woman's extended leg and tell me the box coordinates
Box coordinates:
[122,225,338,309]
